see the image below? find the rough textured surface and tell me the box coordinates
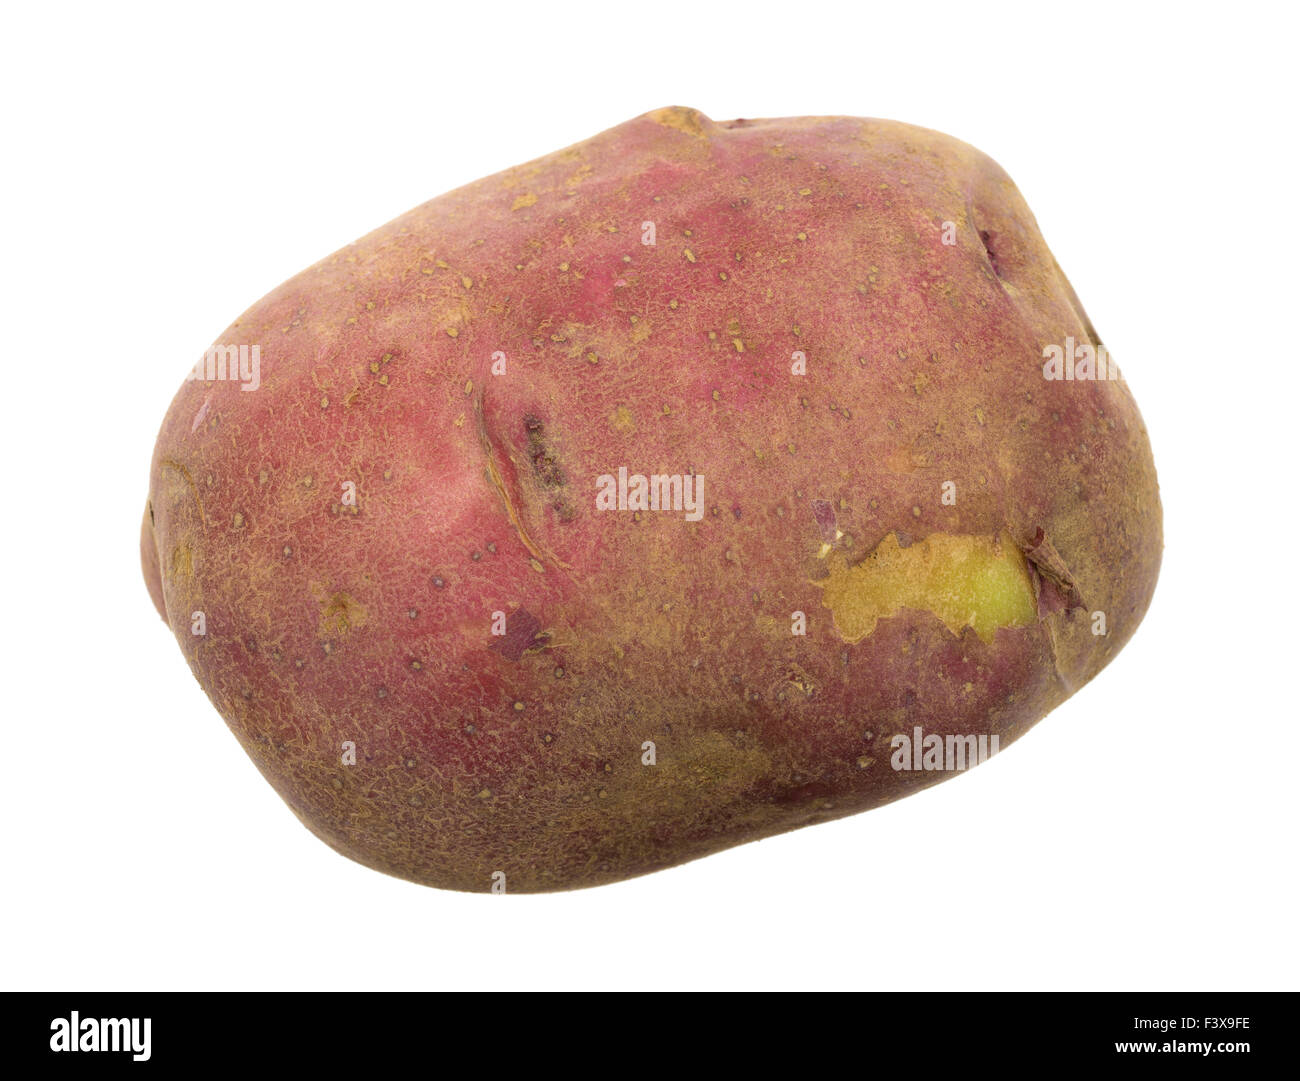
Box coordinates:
[142,107,1162,892]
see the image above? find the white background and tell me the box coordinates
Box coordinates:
[3,1,1295,991]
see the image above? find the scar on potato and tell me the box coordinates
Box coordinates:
[476,400,574,570]
[817,531,1036,644]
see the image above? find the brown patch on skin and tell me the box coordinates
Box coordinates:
[647,106,709,138]
[317,591,367,637]
[170,544,194,580]
[520,415,577,524]
[1021,527,1087,616]
[524,415,566,488]
[160,458,205,525]
[608,405,635,435]
[885,448,923,474]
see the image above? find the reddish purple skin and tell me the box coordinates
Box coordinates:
[142,108,1161,891]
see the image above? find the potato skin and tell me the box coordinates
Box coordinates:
[142,107,1161,891]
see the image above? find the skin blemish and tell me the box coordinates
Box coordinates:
[647,106,709,138]
[609,405,635,434]
[524,416,565,488]
[489,607,543,662]
[317,592,367,638]
[817,531,1036,644]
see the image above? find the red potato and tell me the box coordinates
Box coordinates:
[141,107,1161,891]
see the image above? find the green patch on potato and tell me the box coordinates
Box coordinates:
[818,531,1036,644]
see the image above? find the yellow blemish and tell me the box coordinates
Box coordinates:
[511,193,538,211]
[170,545,194,579]
[817,531,1035,644]
[648,106,708,137]
[609,405,635,434]
[159,458,206,526]
[564,164,594,187]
